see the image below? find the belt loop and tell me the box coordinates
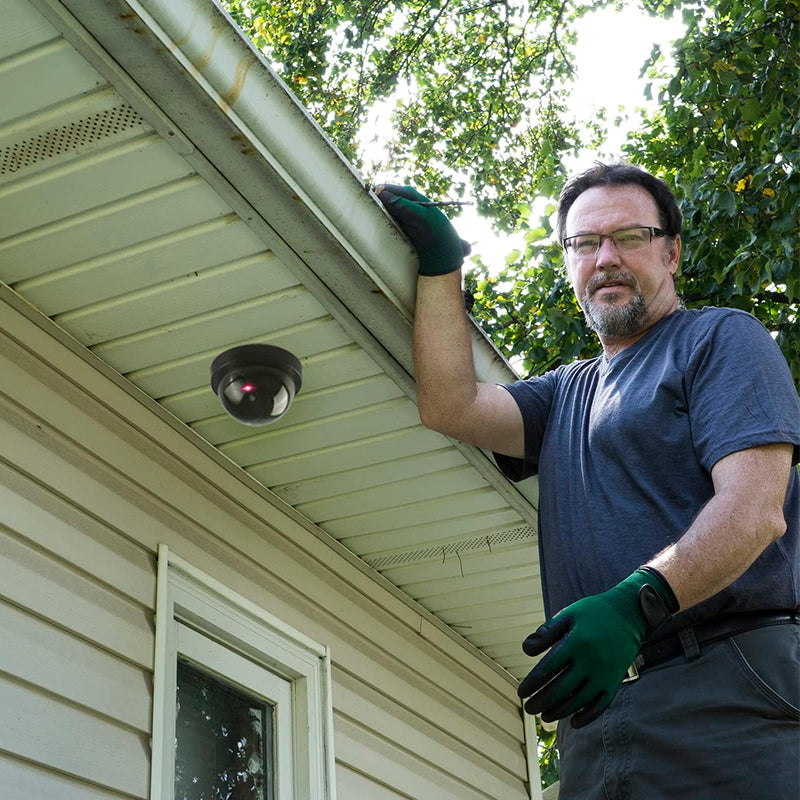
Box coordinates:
[678,625,701,661]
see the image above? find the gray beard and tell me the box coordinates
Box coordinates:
[581,285,648,338]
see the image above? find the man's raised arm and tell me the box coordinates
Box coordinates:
[376,185,524,457]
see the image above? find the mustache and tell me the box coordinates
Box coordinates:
[586,271,637,296]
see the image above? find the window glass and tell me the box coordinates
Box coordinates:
[175,659,275,800]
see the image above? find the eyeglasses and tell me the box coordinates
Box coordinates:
[562,226,668,258]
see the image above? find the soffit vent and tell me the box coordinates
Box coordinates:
[364,525,538,571]
[0,104,145,176]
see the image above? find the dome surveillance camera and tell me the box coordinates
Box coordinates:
[210,344,302,426]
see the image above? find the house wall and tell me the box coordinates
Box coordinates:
[0,292,530,799]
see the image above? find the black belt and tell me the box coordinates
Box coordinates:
[624,609,799,683]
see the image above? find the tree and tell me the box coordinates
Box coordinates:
[221,0,602,230]
[223,0,798,385]
[629,0,799,378]
[469,0,799,382]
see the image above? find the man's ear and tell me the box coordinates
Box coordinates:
[668,235,682,276]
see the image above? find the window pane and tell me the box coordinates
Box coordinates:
[175,659,274,800]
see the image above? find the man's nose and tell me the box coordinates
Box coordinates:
[595,236,620,267]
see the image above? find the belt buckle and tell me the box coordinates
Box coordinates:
[622,661,640,684]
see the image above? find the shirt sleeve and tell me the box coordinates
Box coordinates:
[492,368,560,481]
[686,310,800,471]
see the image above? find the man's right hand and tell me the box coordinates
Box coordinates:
[377,185,524,457]
[375,185,470,276]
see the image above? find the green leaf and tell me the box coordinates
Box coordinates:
[717,191,736,216]
[525,227,548,243]
[727,250,751,268]
[741,98,761,123]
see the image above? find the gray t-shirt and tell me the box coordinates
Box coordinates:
[495,307,800,630]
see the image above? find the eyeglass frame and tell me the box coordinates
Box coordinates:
[561,226,669,258]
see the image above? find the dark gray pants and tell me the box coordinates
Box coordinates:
[556,621,800,799]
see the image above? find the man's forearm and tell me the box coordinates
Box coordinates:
[413,270,478,432]
[648,443,793,610]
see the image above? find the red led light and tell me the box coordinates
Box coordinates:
[240,383,256,393]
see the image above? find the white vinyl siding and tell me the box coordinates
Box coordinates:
[0,293,529,799]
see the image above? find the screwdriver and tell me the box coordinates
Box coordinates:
[413,200,474,207]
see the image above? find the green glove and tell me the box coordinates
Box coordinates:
[376,184,470,275]
[518,567,679,729]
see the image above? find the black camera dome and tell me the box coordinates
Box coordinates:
[210,344,302,426]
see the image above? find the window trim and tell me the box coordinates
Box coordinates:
[150,544,336,800]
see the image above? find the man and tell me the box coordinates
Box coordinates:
[376,162,799,799]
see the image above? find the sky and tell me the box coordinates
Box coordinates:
[376,6,686,273]
[569,7,685,163]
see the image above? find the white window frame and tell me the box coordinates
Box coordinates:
[150,545,336,800]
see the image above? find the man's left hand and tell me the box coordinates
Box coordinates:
[518,568,677,729]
